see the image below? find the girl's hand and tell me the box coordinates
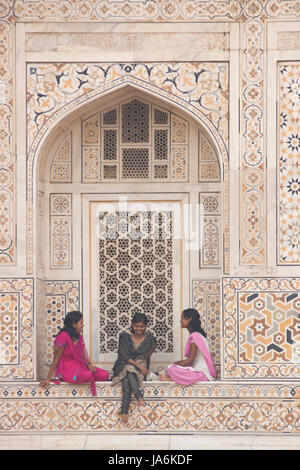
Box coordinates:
[87,363,96,372]
[127,359,148,376]
[140,366,149,376]
[40,379,51,388]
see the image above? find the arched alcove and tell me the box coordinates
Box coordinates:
[35,85,225,378]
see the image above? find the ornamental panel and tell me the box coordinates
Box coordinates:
[0,279,34,379]
[26,62,228,273]
[50,194,72,268]
[199,193,221,268]
[50,133,72,183]
[278,63,300,265]
[81,98,190,183]
[193,280,221,376]
[45,280,80,368]
[223,277,300,380]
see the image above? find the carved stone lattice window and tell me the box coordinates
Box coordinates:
[82,98,188,182]
[154,129,168,160]
[97,211,174,356]
[121,99,150,143]
[122,148,149,179]
[103,129,117,160]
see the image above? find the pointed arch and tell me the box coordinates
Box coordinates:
[28,75,229,273]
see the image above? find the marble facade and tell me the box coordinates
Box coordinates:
[1,0,300,434]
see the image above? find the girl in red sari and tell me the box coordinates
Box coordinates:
[40,311,109,396]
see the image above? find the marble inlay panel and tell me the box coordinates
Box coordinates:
[193,280,221,375]
[0,382,300,434]
[223,277,300,380]
[0,279,34,379]
[50,194,72,268]
[199,193,221,268]
[45,280,80,366]
[27,62,228,153]
[0,292,19,365]
[50,133,72,183]
[278,63,300,265]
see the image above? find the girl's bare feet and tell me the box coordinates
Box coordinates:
[159,372,173,381]
[138,397,146,406]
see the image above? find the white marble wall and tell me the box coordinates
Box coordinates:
[0,3,300,387]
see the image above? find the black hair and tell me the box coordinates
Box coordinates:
[131,312,148,328]
[57,311,83,339]
[182,308,207,337]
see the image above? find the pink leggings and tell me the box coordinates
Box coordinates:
[61,367,109,396]
[74,367,109,383]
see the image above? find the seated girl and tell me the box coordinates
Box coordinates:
[111,313,156,425]
[40,311,109,396]
[159,308,217,384]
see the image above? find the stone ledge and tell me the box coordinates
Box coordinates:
[1,381,300,433]
[1,380,300,399]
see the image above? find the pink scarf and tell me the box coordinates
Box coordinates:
[185,332,217,380]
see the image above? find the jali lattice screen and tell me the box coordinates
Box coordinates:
[82,97,189,183]
[95,210,174,359]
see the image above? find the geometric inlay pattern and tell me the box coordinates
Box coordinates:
[97,211,173,356]
[223,277,300,380]
[239,292,300,363]
[2,382,300,433]
[192,280,220,376]
[0,278,34,379]
[278,63,300,264]
[45,280,80,367]
[0,292,18,365]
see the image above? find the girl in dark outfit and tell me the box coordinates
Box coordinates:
[111,313,156,424]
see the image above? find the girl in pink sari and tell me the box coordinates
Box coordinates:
[159,308,217,384]
[40,311,109,396]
